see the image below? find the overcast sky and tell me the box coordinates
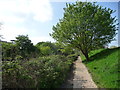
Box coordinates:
[0,0,119,47]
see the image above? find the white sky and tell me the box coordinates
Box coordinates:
[0,0,54,44]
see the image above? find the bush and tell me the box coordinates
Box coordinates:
[2,55,74,88]
[36,55,70,88]
[15,55,23,60]
[2,60,34,88]
[67,54,78,61]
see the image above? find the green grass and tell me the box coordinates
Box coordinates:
[81,47,120,88]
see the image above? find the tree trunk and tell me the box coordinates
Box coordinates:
[81,50,90,61]
[84,52,89,61]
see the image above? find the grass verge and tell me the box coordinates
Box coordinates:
[81,47,119,88]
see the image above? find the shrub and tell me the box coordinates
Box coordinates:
[2,60,34,88]
[67,54,78,61]
[37,55,70,88]
[2,55,74,88]
[15,55,23,60]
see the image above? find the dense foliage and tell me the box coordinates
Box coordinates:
[35,41,58,56]
[15,35,39,59]
[2,55,76,88]
[1,35,39,61]
[50,1,118,61]
[2,35,78,88]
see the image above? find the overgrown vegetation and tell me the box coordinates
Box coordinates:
[1,35,78,88]
[81,47,119,88]
[2,55,76,88]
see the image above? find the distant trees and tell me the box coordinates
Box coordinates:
[110,45,117,48]
[36,41,58,56]
[36,41,76,56]
[2,34,77,61]
[2,35,39,61]
[50,1,118,61]
[15,35,38,59]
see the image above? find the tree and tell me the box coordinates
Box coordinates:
[15,35,36,59]
[40,46,51,56]
[55,42,75,56]
[50,1,118,61]
[36,41,58,56]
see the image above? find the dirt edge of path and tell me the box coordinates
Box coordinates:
[61,56,98,88]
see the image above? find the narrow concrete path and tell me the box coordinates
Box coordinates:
[61,56,97,88]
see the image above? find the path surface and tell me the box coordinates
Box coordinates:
[61,56,97,88]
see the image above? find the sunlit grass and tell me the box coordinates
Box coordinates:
[81,47,119,88]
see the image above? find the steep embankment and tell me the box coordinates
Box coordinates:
[81,47,120,88]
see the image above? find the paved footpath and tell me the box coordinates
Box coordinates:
[61,56,97,88]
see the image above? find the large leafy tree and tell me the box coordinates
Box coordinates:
[50,2,118,61]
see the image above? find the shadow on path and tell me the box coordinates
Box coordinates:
[60,56,97,88]
[60,61,76,88]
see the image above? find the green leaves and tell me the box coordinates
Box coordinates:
[36,41,58,56]
[50,1,118,61]
[15,35,38,59]
[2,54,76,88]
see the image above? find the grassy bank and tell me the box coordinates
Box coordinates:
[81,47,119,88]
